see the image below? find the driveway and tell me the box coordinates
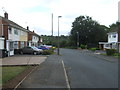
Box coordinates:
[0,55,47,66]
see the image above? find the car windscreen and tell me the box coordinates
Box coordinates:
[31,47,38,50]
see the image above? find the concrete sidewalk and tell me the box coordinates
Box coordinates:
[18,55,67,88]
[0,55,47,66]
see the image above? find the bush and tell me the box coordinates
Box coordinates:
[89,48,97,51]
[80,44,87,49]
[65,46,77,49]
[106,49,116,56]
[42,50,53,55]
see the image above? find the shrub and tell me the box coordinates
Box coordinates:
[114,53,120,58]
[65,46,77,49]
[80,44,87,49]
[42,50,53,55]
[89,48,97,51]
[106,49,116,56]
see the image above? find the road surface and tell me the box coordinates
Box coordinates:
[60,49,118,88]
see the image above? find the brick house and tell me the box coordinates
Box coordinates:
[27,27,42,47]
[0,12,29,56]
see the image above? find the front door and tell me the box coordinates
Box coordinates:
[6,40,14,56]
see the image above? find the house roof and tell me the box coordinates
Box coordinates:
[0,16,29,32]
[28,30,40,37]
[107,31,117,35]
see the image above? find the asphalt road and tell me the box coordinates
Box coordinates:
[60,49,118,88]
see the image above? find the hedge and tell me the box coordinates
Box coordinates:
[106,49,116,56]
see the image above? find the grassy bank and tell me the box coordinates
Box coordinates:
[2,66,28,85]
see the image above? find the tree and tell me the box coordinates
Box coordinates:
[70,15,108,48]
[108,22,120,32]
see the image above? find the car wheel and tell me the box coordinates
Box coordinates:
[33,52,37,55]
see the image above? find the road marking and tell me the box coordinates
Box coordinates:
[61,60,71,90]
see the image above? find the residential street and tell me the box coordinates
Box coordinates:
[60,49,118,88]
[17,49,118,88]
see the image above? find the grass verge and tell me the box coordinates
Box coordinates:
[101,53,120,58]
[2,66,28,85]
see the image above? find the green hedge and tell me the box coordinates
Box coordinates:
[42,50,53,55]
[89,48,97,51]
[80,44,87,49]
[106,49,116,56]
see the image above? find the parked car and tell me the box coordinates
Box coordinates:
[45,45,56,49]
[45,45,52,49]
[21,46,43,55]
[37,45,49,50]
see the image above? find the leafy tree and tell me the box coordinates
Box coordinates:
[108,22,120,32]
[70,15,108,48]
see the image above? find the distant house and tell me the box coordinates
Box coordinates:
[27,27,42,47]
[0,12,29,56]
[99,28,120,53]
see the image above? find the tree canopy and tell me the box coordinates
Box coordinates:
[108,22,120,32]
[69,15,108,47]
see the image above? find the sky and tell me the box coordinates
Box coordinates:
[0,0,119,36]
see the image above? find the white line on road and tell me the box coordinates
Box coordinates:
[61,60,71,90]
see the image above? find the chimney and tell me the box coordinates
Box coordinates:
[4,12,8,19]
[27,26,29,30]
[33,30,34,33]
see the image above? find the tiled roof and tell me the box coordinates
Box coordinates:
[0,16,29,32]
[29,31,40,37]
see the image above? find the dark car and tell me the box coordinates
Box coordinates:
[21,46,43,55]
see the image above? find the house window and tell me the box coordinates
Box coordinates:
[105,44,110,47]
[9,27,12,34]
[20,41,24,48]
[9,29,12,34]
[14,29,18,35]
[112,34,116,38]
[14,41,18,49]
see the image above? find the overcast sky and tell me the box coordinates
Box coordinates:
[0,0,119,36]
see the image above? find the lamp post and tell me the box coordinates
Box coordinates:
[77,32,79,48]
[57,16,62,55]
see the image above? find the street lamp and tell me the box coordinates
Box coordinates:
[77,32,79,48]
[57,16,62,55]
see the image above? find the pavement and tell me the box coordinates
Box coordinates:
[0,55,47,66]
[18,54,67,88]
